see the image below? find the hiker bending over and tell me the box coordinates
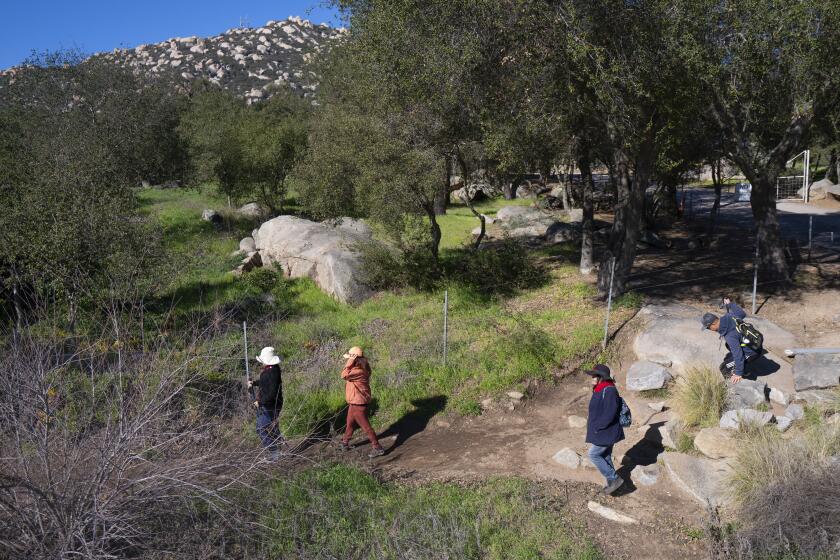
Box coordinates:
[701,297,759,384]
[249,347,284,461]
[585,364,625,495]
[339,347,385,458]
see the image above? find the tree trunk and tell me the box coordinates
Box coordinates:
[503,182,515,200]
[434,158,450,215]
[425,206,442,264]
[465,199,486,249]
[578,153,595,275]
[709,159,722,234]
[828,148,839,184]
[597,145,650,297]
[750,174,790,279]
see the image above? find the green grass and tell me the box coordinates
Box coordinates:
[440,198,533,250]
[264,464,602,560]
[139,187,638,436]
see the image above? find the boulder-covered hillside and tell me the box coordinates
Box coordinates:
[1,16,345,103]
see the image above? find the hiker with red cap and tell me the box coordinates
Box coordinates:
[339,346,386,458]
[584,364,625,495]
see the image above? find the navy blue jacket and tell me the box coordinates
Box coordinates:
[586,381,625,446]
[718,303,757,376]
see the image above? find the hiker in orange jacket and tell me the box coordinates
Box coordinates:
[339,346,385,458]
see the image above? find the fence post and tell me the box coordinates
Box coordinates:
[243,321,251,396]
[602,258,616,350]
[443,290,449,366]
[751,244,759,315]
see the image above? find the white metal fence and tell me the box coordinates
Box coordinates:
[776,175,806,201]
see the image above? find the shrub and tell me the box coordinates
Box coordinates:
[242,266,283,293]
[727,424,840,557]
[447,239,547,297]
[672,367,728,427]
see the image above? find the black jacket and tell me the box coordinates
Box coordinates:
[257,365,282,410]
[718,303,757,376]
[585,381,625,446]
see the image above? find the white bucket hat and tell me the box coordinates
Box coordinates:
[256,346,281,365]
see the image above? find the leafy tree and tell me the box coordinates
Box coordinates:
[0,52,174,324]
[179,88,309,214]
[676,0,840,277]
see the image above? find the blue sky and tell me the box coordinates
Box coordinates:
[0,1,343,69]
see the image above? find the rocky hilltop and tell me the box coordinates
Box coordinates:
[1,16,345,103]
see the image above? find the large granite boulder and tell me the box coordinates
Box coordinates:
[632,304,798,386]
[254,215,374,304]
[793,353,840,391]
[662,452,733,507]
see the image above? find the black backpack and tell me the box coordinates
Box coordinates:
[733,318,764,352]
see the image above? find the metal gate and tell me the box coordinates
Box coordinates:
[776,175,806,201]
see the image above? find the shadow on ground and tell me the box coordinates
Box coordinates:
[377,396,448,453]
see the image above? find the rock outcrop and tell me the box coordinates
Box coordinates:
[2,17,346,103]
[252,215,374,304]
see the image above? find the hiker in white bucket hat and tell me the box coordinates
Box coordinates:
[248,347,283,460]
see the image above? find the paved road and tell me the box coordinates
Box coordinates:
[682,188,840,249]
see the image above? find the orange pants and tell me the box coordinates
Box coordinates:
[343,404,380,448]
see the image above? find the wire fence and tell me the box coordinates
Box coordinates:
[777,175,805,201]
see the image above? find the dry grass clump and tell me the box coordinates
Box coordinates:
[726,423,840,557]
[672,367,728,428]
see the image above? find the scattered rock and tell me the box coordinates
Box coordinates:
[828,413,840,426]
[626,361,672,391]
[776,416,793,432]
[552,448,581,469]
[480,398,493,410]
[645,417,682,449]
[568,208,583,223]
[662,452,733,507]
[237,202,265,218]
[728,379,768,409]
[784,404,805,420]
[631,463,661,486]
[647,401,667,412]
[719,409,774,429]
[506,391,525,400]
[239,237,256,253]
[694,427,739,459]
[769,387,790,406]
[793,353,840,391]
[202,209,222,224]
[568,415,587,429]
[255,215,375,304]
[545,221,580,244]
[587,501,638,524]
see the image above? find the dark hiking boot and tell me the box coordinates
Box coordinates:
[368,446,385,458]
[604,476,624,495]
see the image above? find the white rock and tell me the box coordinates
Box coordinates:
[647,401,667,412]
[587,501,638,524]
[769,387,790,406]
[552,448,581,469]
[776,416,793,432]
[694,427,739,459]
[631,463,660,486]
[728,379,767,409]
[662,452,733,507]
[784,403,805,420]
[506,391,524,400]
[626,361,672,391]
[239,237,256,253]
[568,415,587,428]
[255,215,375,304]
[719,409,774,429]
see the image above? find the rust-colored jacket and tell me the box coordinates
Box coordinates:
[341,357,372,405]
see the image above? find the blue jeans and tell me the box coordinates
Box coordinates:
[256,406,282,450]
[588,444,618,483]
